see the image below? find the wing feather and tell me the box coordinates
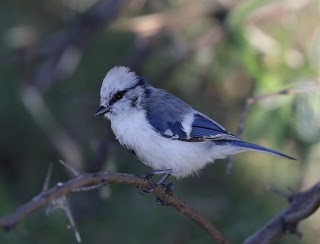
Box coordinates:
[189,113,238,141]
[142,87,238,142]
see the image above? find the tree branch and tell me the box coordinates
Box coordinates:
[244,181,320,244]
[226,85,320,174]
[0,172,228,244]
[1,171,320,243]
[33,0,128,90]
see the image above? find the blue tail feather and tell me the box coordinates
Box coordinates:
[228,140,297,160]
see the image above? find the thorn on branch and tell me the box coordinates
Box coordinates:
[266,185,295,202]
[43,163,53,191]
[46,194,81,243]
[71,182,109,192]
[57,160,107,192]
[58,159,80,177]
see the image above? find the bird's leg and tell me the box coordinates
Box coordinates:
[157,172,171,185]
[137,169,175,206]
[156,172,174,205]
[138,169,173,194]
[156,181,174,206]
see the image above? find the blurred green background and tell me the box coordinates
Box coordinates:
[1,0,320,243]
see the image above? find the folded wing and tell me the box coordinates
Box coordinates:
[188,113,239,141]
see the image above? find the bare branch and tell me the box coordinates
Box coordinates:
[3,171,319,243]
[226,85,320,174]
[266,185,295,202]
[33,0,128,90]
[244,182,320,244]
[236,86,320,138]
[0,172,228,244]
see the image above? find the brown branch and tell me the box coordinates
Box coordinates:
[244,181,320,244]
[0,172,228,244]
[6,0,128,92]
[235,86,320,138]
[1,170,319,243]
[33,0,128,91]
[226,85,320,174]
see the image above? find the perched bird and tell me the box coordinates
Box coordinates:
[96,66,295,179]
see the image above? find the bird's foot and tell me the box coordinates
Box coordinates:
[137,169,174,199]
[156,182,174,206]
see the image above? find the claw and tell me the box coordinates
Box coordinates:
[156,183,174,206]
[137,169,174,199]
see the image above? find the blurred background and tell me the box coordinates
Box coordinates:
[0,0,320,243]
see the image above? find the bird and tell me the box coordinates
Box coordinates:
[95,66,296,180]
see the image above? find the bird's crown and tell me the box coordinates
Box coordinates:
[100,66,140,99]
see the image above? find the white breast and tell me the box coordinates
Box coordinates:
[108,109,244,178]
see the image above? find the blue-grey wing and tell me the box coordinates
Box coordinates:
[146,112,188,139]
[142,87,191,140]
[142,87,238,141]
[189,113,238,141]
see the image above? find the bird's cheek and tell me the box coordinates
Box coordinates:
[104,111,113,120]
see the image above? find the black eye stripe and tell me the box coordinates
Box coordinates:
[109,90,127,105]
[109,81,144,106]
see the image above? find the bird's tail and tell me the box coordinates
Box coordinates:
[228,140,297,160]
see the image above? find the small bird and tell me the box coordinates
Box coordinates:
[96,66,295,179]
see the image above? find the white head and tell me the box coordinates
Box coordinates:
[95,66,145,118]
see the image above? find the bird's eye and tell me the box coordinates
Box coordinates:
[110,90,126,105]
[115,92,123,99]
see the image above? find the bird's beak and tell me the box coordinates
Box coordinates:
[95,105,110,116]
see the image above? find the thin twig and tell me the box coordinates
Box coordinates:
[71,182,109,192]
[266,185,294,202]
[46,195,81,243]
[43,163,53,191]
[238,85,320,138]
[43,163,82,242]
[226,85,320,174]
[59,159,80,177]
